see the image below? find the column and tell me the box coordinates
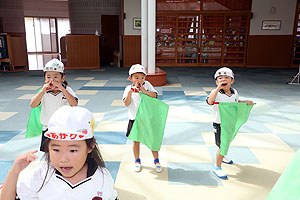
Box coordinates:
[141,0,148,68]
[147,0,155,74]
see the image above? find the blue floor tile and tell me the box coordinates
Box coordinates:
[79,86,125,90]
[163,122,210,145]
[0,131,21,143]
[167,162,223,186]
[163,91,185,96]
[0,161,13,183]
[105,161,121,183]
[94,131,127,144]
[207,146,260,164]
[277,134,300,151]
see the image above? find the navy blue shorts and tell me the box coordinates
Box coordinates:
[126,120,135,137]
[213,123,221,148]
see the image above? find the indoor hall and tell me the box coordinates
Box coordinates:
[0,66,299,199]
[0,0,300,199]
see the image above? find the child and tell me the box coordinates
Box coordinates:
[123,64,162,173]
[30,58,78,151]
[0,106,118,200]
[207,67,253,179]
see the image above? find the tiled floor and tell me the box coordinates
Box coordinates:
[0,66,300,199]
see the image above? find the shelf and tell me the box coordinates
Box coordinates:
[155,12,249,67]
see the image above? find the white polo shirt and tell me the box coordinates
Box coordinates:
[39,86,78,130]
[122,81,157,120]
[16,161,118,200]
[208,88,239,123]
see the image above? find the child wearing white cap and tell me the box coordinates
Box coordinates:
[207,67,253,179]
[122,64,162,173]
[30,59,78,151]
[0,106,118,200]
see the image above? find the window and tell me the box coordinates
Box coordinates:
[24,17,70,70]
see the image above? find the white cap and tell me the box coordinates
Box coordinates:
[43,59,64,73]
[129,64,147,76]
[214,67,234,79]
[45,106,95,141]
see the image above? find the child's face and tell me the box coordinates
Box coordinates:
[48,140,92,181]
[129,73,146,88]
[45,71,65,85]
[216,75,234,89]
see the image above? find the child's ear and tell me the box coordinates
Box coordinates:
[88,139,96,153]
[231,79,235,84]
[128,76,132,81]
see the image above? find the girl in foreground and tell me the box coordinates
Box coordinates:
[0,106,118,200]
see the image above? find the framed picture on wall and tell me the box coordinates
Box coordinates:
[133,18,141,30]
[261,20,281,30]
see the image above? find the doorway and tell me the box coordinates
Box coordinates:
[101,15,119,65]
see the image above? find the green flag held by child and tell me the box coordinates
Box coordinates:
[219,102,254,156]
[128,92,169,151]
[266,148,300,200]
[25,89,43,138]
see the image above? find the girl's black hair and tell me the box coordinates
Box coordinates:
[43,71,68,87]
[38,137,105,191]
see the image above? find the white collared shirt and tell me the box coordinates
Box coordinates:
[122,81,157,120]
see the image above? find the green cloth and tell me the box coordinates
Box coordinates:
[219,102,254,156]
[25,89,43,138]
[128,92,169,151]
[267,149,300,200]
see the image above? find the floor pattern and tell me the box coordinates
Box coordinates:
[0,66,300,199]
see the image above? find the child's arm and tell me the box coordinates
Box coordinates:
[139,84,157,98]
[53,82,78,106]
[0,150,38,200]
[207,81,225,104]
[30,83,51,108]
[140,87,157,98]
[238,100,253,105]
[123,89,133,107]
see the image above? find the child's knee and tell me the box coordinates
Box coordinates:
[133,141,140,146]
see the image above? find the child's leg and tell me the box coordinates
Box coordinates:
[133,141,140,160]
[151,151,159,160]
[151,151,162,173]
[216,148,224,167]
[133,141,142,172]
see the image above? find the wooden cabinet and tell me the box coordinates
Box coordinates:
[156,15,177,66]
[155,12,250,67]
[65,34,100,69]
[177,15,199,66]
[223,14,249,66]
[200,14,223,66]
[0,34,28,72]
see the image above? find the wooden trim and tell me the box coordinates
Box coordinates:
[123,35,141,67]
[247,35,293,67]
[66,34,100,69]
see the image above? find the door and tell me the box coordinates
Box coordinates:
[101,15,119,64]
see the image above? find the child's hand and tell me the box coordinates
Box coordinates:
[246,100,253,105]
[216,80,227,90]
[51,80,63,91]
[42,81,54,92]
[11,150,38,174]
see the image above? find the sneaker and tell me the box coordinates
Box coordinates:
[155,162,163,173]
[222,156,233,164]
[213,167,227,179]
[134,159,142,172]
[154,158,162,173]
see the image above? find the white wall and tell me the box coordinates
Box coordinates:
[124,0,141,35]
[250,0,297,35]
